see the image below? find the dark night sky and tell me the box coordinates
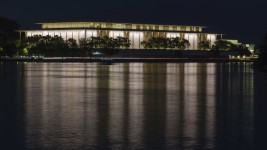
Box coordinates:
[1,0,267,44]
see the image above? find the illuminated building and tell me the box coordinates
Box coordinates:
[20,22,221,50]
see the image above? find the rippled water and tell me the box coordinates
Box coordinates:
[0,62,267,150]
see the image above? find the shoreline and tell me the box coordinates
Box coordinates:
[0,57,256,63]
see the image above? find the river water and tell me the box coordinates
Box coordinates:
[0,62,267,150]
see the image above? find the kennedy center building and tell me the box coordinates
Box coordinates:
[23,22,220,50]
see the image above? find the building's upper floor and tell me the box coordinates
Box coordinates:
[38,22,205,32]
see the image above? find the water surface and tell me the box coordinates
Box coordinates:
[1,62,266,150]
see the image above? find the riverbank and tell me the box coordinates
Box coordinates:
[0,57,256,63]
[1,49,255,63]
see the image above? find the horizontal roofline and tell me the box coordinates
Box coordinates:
[35,21,207,28]
[17,29,222,35]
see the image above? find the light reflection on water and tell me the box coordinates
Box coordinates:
[0,62,262,150]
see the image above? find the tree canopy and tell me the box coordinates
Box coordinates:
[258,34,267,64]
[0,17,20,56]
[79,36,131,49]
[211,40,232,50]
[198,40,210,50]
[229,44,251,56]
[141,37,190,50]
[20,35,131,56]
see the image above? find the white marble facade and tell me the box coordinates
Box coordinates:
[26,30,216,50]
[26,30,97,42]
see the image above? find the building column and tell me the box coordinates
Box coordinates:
[19,31,22,44]
[139,33,140,49]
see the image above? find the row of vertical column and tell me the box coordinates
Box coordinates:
[25,30,217,50]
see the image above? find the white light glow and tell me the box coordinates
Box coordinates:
[25,30,96,42]
[86,30,97,38]
[184,33,198,50]
[129,32,144,49]
[43,31,48,36]
[166,33,180,38]
[207,34,216,46]
[109,31,124,38]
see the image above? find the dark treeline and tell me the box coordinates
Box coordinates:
[21,36,252,57]
[256,34,267,66]
[141,37,251,56]
[0,17,20,56]
[21,35,131,56]
[140,37,250,53]
[141,37,190,49]
[212,40,251,56]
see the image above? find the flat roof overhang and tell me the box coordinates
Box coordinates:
[36,21,207,28]
[17,28,221,35]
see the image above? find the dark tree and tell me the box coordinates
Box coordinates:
[229,44,252,56]
[198,40,211,50]
[258,34,267,65]
[141,37,190,50]
[212,40,232,50]
[0,17,20,56]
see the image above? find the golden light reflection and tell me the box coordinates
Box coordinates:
[128,63,144,149]
[23,62,255,149]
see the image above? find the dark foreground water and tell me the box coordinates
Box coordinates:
[0,62,267,150]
